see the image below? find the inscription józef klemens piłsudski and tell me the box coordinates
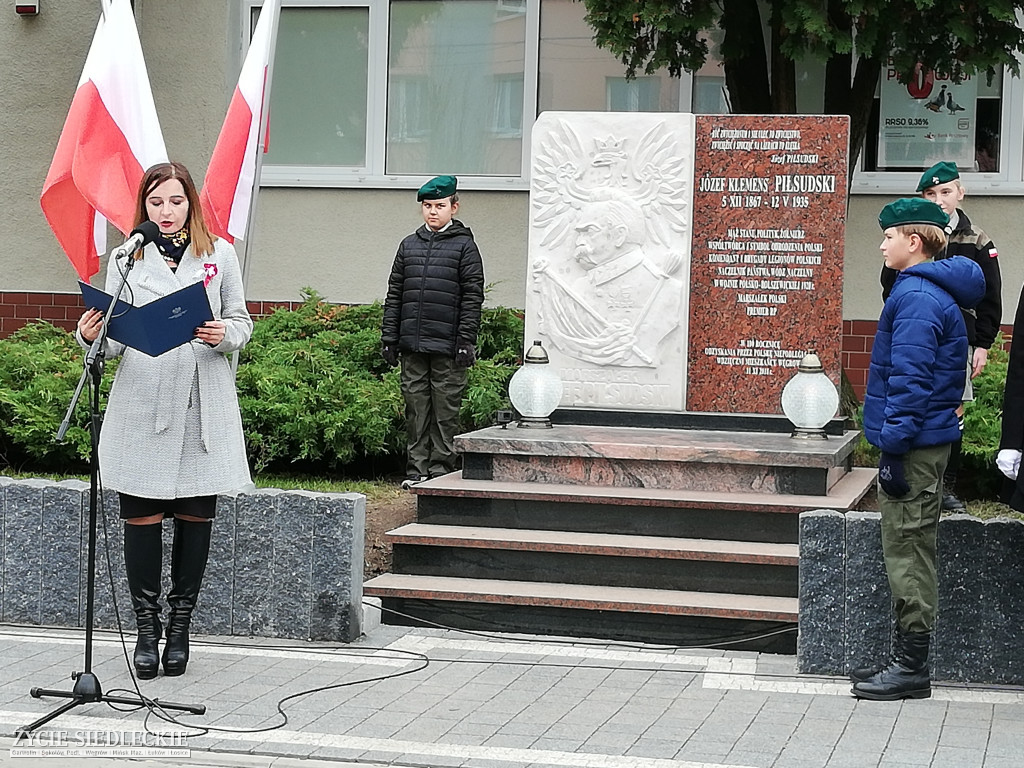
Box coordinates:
[686,116,848,414]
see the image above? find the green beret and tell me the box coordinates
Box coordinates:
[417,175,458,202]
[916,161,959,192]
[878,198,950,230]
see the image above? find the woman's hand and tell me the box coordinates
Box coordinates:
[77,308,104,342]
[195,320,226,347]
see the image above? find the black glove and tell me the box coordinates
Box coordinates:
[454,343,476,368]
[381,343,399,367]
[878,452,910,498]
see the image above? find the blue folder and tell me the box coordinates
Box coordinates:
[79,280,214,357]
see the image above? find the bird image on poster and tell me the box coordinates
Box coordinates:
[877,65,977,169]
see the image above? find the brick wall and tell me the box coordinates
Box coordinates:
[1,291,1013,403]
[841,320,877,398]
[0,291,303,338]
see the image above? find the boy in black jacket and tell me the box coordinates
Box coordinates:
[880,161,1002,511]
[381,176,485,489]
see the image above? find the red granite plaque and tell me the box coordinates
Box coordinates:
[686,115,849,414]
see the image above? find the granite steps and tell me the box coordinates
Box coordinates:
[364,425,871,653]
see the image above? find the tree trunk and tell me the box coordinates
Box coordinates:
[721,0,771,113]
[824,52,852,115]
[770,5,796,112]
[847,56,882,179]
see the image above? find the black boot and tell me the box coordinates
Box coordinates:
[852,632,932,701]
[161,518,211,676]
[850,624,901,683]
[942,438,966,511]
[124,522,163,680]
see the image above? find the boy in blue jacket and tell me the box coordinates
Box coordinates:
[853,198,985,701]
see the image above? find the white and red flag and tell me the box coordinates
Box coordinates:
[200,0,281,243]
[40,0,167,281]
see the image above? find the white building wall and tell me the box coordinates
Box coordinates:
[844,195,1024,325]
[247,189,529,307]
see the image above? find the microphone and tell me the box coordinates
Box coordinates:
[112,220,161,259]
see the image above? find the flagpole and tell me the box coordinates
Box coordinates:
[237,0,281,296]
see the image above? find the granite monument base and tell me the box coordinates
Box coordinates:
[367,423,875,652]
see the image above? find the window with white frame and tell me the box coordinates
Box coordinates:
[252,0,686,187]
[253,0,535,186]
[261,6,370,167]
[385,0,526,175]
[251,1,1024,192]
[537,0,682,113]
[858,66,1010,185]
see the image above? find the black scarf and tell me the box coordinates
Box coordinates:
[154,226,190,267]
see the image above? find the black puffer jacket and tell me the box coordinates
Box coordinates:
[881,208,1002,349]
[382,220,485,356]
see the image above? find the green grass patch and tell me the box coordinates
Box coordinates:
[0,470,402,502]
[955,498,1024,522]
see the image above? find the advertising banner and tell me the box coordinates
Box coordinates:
[878,65,977,169]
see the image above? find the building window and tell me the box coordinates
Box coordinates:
[864,66,1003,175]
[252,0,534,187]
[537,0,682,113]
[253,0,692,187]
[385,0,526,176]
[262,6,370,168]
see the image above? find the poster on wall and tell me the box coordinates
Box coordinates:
[877,65,977,169]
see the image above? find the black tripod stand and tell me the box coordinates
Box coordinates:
[18,244,205,734]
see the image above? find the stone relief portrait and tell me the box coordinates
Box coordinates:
[529,115,693,369]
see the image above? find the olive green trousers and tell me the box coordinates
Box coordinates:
[877,442,951,634]
[400,352,467,478]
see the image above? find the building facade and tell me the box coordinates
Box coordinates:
[2,1,1021,396]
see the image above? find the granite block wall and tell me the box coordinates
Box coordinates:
[0,478,365,642]
[798,509,1024,684]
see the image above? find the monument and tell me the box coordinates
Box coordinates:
[366,111,870,652]
[525,113,694,411]
[524,111,848,416]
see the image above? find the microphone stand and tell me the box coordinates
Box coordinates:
[18,252,205,735]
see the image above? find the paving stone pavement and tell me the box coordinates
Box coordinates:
[0,622,1022,768]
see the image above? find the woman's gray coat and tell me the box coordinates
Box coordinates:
[86,238,253,499]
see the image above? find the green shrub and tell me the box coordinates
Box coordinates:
[961,335,1009,498]
[0,290,523,477]
[235,289,522,474]
[850,405,880,468]
[0,322,116,471]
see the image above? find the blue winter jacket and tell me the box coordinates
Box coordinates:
[863,256,986,455]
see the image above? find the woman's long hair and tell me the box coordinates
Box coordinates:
[133,161,216,258]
